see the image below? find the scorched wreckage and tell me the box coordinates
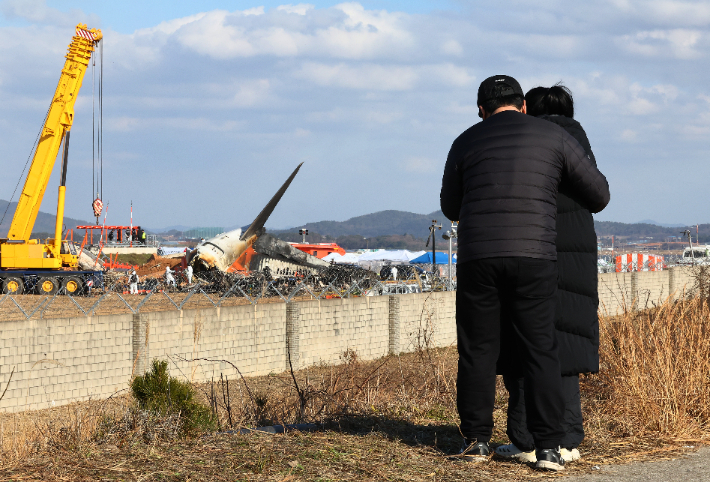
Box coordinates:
[186,163,307,274]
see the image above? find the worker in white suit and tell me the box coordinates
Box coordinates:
[165,266,176,288]
[129,270,139,295]
[185,265,193,285]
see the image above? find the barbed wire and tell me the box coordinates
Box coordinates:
[0,263,452,322]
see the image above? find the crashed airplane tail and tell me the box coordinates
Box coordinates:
[189,163,303,273]
[241,162,303,242]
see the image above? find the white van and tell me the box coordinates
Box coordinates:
[679,246,710,265]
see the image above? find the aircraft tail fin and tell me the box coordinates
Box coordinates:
[240,162,303,241]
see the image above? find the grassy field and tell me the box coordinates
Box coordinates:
[0,296,707,480]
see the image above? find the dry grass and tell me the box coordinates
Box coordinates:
[0,296,708,480]
[590,294,710,440]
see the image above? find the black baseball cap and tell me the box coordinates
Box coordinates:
[477,75,524,106]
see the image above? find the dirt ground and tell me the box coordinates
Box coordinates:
[0,348,701,481]
[135,255,185,278]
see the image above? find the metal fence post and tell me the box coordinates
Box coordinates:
[285,302,300,372]
[132,313,149,376]
[388,295,400,355]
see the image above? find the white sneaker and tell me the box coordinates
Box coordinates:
[494,443,537,463]
[561,448,581,462]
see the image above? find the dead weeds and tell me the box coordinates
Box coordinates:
[0,296,707,480]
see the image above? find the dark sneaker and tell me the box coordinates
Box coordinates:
[455,440,490,463]
[535,446,565,471]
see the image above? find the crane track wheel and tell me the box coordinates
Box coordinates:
[2,277,24,294]
[37,277,59,295]
[62,276,83,295]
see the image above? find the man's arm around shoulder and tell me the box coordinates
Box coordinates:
[561,131,610,214]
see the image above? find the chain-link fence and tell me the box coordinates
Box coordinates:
[0,264,453,322]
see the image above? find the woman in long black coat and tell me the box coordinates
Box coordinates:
[495,85,600,463]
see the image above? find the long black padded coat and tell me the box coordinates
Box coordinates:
[497,114,601,376]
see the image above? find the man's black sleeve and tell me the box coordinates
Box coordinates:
[561,131,610,214]
[440,141,464,221]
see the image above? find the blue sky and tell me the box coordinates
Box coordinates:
[2,1,454,32]
[1,0,709,232]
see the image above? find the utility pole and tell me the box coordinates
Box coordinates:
[427,220,442,276]
[682,229,694,265]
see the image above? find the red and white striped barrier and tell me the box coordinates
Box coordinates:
[615,253,665,272]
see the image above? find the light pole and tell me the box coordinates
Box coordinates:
[442,221,458,290]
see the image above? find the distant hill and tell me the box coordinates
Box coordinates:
[0,199,91,238]
[272,210,710,247]
[272,209,449,239]
[637,219,686,228]
[594,220,709,241]
[145,225,194,234]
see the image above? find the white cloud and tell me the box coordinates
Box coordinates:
[243,7,265,16]
[0,0,98,27]
[427,63,475,87]
[233,79,272,107]
[277,4,315,15]
[153,2,416,60]
[107,116,243,133]
[621,29,704,59]
[440,39,463,56]
[295,62,418,90]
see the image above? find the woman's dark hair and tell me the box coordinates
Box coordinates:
[524,84,574,118]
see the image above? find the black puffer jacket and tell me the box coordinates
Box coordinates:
[496,115,601,376]
[440,110,609,264]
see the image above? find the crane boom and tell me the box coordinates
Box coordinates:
[1,24,101,271]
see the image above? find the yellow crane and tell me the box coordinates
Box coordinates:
[0,24,102,295]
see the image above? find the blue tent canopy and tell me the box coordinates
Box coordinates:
[409,251,455,265]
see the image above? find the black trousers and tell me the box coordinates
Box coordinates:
[503,374,584,451]
[456,257,565,449]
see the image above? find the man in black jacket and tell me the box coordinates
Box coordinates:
[440,75,610,471]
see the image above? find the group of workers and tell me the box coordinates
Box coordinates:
[107,227,148,245]
[127,264,194,295]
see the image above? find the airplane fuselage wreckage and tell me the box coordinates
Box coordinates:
[186,163,305,273]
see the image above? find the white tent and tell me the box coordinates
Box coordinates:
[158,247,187,256]
[354,249,429,272]
[322,252,362,264]
[356,250,425,263]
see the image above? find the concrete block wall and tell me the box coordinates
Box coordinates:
[0,268,699,413]
[598,267,696,315]
[397,292,457,354]
[0,314,133,412]
[144,303,288,384]
[296,296,391,368]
